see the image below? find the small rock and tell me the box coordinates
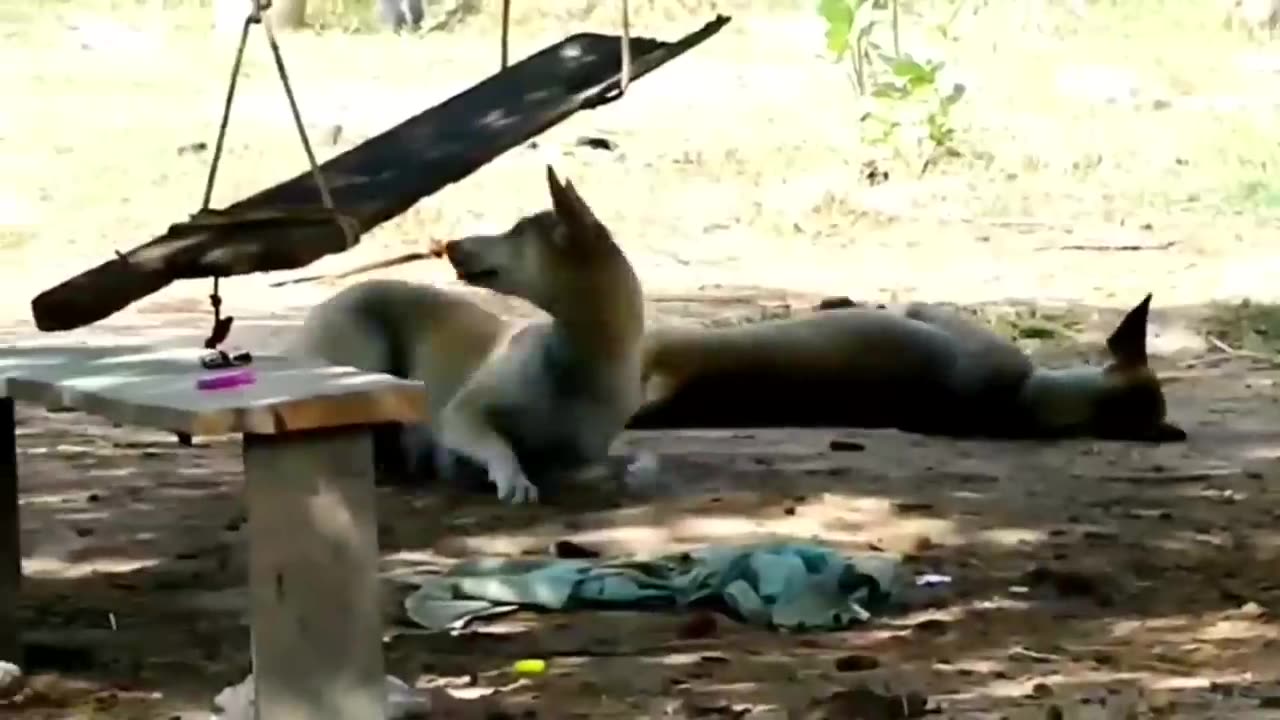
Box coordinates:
[814,686,928,719]
[1235,601,1268,619]
[861,160,890,187]
[829,439,866,452]
[1030,681,1054,698]
[833,654,879,672]
[324,124,343,146]
[1023,565,1104,600]
[1212,680,1244,697]
[551,540,600,559]
[575,135,617,152]
[678,613,719,640]
[911,618,950,636]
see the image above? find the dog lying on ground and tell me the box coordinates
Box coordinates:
[629,293,1186,443]
[290,166,646,504]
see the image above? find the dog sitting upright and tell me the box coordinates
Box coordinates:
[290,166,645,504]
[630,293,1185,442]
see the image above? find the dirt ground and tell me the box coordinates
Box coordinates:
[4,1,1280,718]
[4,283,1280,719]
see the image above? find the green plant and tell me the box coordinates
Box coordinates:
[818,0,967,176]
[818,0,882,94]
[865,54,966,176]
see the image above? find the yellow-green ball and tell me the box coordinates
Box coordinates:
[512,658,547,676]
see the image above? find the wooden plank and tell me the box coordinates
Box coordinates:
[0,342,156,405]
[243,427,385,720]
[1,346,427,437]
[0,397,17,664]
[29,15,733,333]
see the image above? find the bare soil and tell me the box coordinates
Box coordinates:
[4,278,1280,719]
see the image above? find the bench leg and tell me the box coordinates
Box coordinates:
[0,398,18,664]
[242,427,385,720]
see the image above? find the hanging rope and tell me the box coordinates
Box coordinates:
[197,0,357,361]
[619,0,631,94]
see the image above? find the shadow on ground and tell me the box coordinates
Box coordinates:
[5,293,1280,716]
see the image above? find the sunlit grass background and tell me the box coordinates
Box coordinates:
[2,0,1278,314]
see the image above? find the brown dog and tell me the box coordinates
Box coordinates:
[630,294,1185,442]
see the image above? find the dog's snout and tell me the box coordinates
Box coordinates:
[444,238,482,270]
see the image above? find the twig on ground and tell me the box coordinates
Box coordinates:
[1035,241,1176,252]
[984,217,1075,231]
[1207,335,1236,354]
[1203,334,1280,368]
[1099,467,1238,484]
[1179,352,1238,369]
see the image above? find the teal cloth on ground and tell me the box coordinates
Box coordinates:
[403,541,902,633]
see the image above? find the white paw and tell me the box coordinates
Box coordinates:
[490,462,539,505]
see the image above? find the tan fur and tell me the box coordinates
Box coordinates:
[291,166,645,504]
[631,294,1185,443]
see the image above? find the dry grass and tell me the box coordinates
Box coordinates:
[3,0,1279,324]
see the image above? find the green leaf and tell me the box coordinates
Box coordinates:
[818,0,854,58]
[888,55,929,79]
[1015,322,1063,340]
[906,74,934,93]
[871,82,909,99]
[818,0,853,27]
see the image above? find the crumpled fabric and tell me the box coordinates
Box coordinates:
[403,540,903,633]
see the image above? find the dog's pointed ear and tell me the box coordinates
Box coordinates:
[1106,293,1152,368]
[546,164,565,196]
[545,165,599,238]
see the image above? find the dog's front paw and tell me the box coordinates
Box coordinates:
[490,462,539,505]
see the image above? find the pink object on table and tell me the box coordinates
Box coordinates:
[197,369,257,391]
